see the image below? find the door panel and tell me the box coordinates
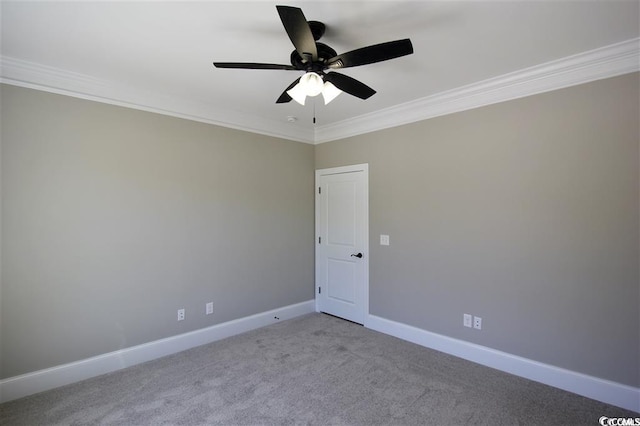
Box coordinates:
[327,181,356,246]
[316,164,368,324]
[327,258,356,303]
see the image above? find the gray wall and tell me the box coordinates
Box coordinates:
[2,73,638,389]
[315,73,640,387]
[0,85,315,379]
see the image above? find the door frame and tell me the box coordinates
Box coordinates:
[315,163,369,322]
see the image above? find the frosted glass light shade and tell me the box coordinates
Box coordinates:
[321,81,341,104]
[287,83,308,105]
[301,72,324,96]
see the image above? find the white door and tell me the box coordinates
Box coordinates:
[315,164,368,324]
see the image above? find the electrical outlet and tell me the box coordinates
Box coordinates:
[380,234,390,246]
[473,316,482,330]
[206,302,213,315]
[463,313,472,328]
[177,309,185,321]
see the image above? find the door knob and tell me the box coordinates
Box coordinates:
[350,253,363,258]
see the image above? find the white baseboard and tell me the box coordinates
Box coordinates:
[365,314,639,413]
[0,300,315,403]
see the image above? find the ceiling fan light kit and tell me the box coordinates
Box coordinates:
[213,5,414,106]
[286,72,342,105]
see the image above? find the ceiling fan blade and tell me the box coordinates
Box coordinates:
[276,5,317,62]
[323,72,376,100]
[276,77,302,103]
[326,39,413,69]
[213,62,298,70]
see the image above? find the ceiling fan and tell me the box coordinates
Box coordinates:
[213,5,414,105]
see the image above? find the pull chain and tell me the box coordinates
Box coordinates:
[313,99,316,125]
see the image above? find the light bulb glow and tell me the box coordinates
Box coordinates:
[300,72,324,96]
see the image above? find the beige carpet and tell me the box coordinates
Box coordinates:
[1,313,636,425]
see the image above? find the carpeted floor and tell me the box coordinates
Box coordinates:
[1,313,637,425]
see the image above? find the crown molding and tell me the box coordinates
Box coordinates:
[0,57,315,144]
[2,37,638,145]
[314,37,640,144]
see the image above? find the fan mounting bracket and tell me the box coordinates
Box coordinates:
[308,21,326,41]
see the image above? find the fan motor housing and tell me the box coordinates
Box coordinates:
[290,42,337,71]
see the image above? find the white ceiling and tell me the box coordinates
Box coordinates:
[1,1,639,143]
